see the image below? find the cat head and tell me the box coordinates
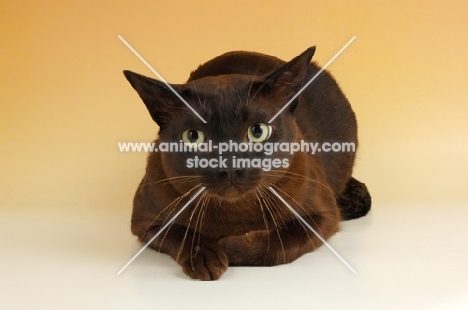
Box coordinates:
[124,47,315,201]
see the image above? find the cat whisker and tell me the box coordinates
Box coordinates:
[151,184,203,252]
[263,183,320,245]
[258,183,289,227]
[256,185,286,263]
[142,193,184,241]
[190,193,208,260]
[141,179,205,241]
[255,187,270,252]
[263,170,336,197]
[199,194,211,247]
[176,189,205,263]
[139,175,203,188]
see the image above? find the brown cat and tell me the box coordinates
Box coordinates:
[123,46,371,280]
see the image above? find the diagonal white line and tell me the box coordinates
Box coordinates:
[118,35,207,124]
[268,187,357,274]
[117,186,206,275]
[268,36,356,123]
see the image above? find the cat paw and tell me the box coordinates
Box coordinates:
[180,243,228,281]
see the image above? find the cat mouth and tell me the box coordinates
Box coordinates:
[201,168,263,200]
[206,184,256,200]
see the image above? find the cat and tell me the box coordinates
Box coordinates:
[123,46,371,280]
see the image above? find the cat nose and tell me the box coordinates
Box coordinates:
[218,168,242,182]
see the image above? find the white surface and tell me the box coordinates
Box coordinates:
[2,202,467,309]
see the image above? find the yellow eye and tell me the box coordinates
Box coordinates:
[248,123,271,142]
[182,129,205,148]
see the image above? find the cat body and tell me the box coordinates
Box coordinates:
[124,47,371,280]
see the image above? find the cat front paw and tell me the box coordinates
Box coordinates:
[180,242,228,281]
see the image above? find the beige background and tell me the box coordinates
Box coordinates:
[2,1,468,308]
[2,0,467,210]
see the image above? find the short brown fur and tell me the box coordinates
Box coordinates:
[123,47,371,280]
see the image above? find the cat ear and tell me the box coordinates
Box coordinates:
[256,47,316,112]
[123,70,183,128]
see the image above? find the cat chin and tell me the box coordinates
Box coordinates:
[206,185,256,202]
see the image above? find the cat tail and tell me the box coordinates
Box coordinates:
[337,177,371,220]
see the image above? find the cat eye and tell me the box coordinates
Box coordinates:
[182,129,205,147]
[247,123,271,142]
